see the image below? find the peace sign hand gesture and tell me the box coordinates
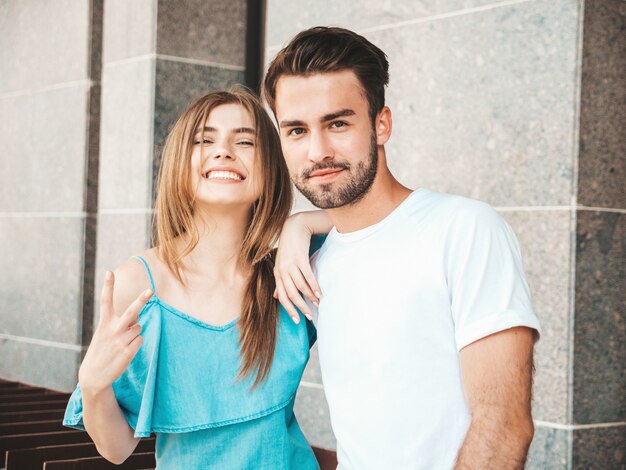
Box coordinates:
[78,271,151,394]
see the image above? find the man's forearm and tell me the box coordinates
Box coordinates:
[454,416,534,470]
[456,327,536,469]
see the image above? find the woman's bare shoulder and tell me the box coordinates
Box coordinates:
[110,248,162,316]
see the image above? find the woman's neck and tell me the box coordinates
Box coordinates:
[178,205,252,283]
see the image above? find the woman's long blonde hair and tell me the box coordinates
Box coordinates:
[153,87,293,386]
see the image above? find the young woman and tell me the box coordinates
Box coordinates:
[64,88,320,469]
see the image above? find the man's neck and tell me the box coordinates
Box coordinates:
[326,163,412,233]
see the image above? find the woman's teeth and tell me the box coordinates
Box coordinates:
[205,170,243,181]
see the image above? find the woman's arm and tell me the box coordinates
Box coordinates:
[275,210,332,323]
[78,265,151,464]
[80,385,140,464]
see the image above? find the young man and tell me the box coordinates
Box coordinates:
[265,27,541,469]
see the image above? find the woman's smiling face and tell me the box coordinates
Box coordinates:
[190,103,262,209]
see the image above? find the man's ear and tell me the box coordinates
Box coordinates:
[375,106,392,145]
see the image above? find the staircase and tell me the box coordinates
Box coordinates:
[0,379,337,469]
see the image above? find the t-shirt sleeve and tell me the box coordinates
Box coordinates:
[445,201,541,351]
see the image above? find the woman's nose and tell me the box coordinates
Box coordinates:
[211,145,233,160]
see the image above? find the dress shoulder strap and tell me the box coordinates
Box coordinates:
[132,255,157,296]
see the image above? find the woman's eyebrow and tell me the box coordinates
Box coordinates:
[233,127,255,135]
[194,126,255,134]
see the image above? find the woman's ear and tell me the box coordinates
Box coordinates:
[375,106,392,146]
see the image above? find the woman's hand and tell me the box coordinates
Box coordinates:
[274,212,326,324]
[78,271,151,394]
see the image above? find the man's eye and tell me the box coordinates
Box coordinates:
[331,121,347,129]
[288,128,305,136]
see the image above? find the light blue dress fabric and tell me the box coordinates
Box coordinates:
[64,255,319,469]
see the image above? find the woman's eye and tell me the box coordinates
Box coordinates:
[237,140,254,146]
[193,138,213,145]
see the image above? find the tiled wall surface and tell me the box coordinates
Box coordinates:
[570,1,625,467]
[266,0,625,466]
[0,0,246,389]
[0,0,98,391]
[93,0,245,328]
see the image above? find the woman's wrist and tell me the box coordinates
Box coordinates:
[285,212,314,236]
[80,381,113,400]
[79,367,112,398]
[288,210,332,236]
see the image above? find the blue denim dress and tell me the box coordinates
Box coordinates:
[64,256,319,469]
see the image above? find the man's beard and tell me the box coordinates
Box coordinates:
[292,132,378,209]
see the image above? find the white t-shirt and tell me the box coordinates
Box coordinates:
[309,189,541,470]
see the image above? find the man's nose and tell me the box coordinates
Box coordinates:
[307,131,333,163]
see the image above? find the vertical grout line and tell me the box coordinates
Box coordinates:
[567,427,574,470]
[245,0,266,94]
[148,0,158,248]
[79,0,104,359]
[567,0,586,467]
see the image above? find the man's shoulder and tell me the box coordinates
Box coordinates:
[407,189,501,228]
[420,191,516,258]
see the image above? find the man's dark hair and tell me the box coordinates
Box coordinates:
[263,26,389,122]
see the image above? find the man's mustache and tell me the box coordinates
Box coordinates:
[301,161,351,179]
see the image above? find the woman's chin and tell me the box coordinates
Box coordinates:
[194,198,255,213]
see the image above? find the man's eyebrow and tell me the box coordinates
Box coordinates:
[279,109,356,128]
[321,109,355,122]
[278,119,305,128]
[195,126,255,134]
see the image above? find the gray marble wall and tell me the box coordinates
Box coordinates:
[0,0,102,391]
[265,0,625,467]
[568,1,625,467]
[94,0,245,331]
[0,0,246,390]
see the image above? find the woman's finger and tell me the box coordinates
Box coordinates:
[297,259,322,300]
[119,289,152,329]
[281,275,314,321]
[124,335,143,362]
[98,271,115,322]
[120,323,142,345]
[275,275,300,324]
[286,266,319,307]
